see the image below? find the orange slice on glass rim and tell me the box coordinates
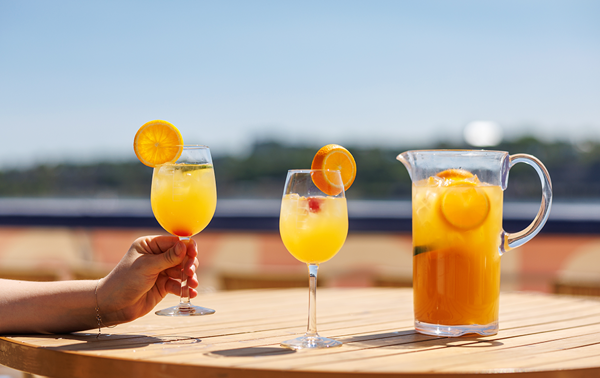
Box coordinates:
[311,144,357,195]
[133,120,184,167]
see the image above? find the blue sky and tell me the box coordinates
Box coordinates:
[1,0,599,168]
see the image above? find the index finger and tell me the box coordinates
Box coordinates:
[186,239,198,258]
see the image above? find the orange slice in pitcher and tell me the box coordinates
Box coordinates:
[133,120,184,167]
[441,186,490,230]
[311,144,357,195]
[437,168,481,187]
[436,168,474,180]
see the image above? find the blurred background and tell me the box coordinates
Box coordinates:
[1,1,599,298]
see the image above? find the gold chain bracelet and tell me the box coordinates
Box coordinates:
[95,279,116,338]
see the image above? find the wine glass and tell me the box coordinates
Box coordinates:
[151,145,217,316]
[279,169,348,349]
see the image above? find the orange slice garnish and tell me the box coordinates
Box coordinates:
[311,144,357,196]
[441,186,490,230]
[133,120,184,167]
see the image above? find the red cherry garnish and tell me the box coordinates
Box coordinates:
[308,197,324,213]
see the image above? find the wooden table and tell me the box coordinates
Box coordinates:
[1,288,600,377]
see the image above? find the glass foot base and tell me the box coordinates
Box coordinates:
[155,304,215,317]
[281,335,342,350]
[415,320,498,337]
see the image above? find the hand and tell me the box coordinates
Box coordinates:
[97,235,200,325]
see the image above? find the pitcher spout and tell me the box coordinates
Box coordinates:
[396,151,414,181]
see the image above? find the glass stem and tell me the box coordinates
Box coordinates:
[306,263,319,337]
[179,237,191,307]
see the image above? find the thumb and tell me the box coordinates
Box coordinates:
[150,241,186,273]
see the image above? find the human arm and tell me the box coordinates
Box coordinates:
[0,235,199,334]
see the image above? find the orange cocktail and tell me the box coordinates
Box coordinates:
[279,144,356,350]
[151,164,216,238]
[412,169,503,328]
[280,195,348,264]
[135,120,218,316]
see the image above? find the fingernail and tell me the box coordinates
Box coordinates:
[175,242,184,256]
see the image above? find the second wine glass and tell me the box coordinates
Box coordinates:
[279,169,348,349]
[151,145,217,316]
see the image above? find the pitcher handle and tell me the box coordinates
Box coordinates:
[501,154,553,254]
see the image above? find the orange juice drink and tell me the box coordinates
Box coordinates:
[151,164,217,238]
[412,169,503,328]
[280,194,348,264]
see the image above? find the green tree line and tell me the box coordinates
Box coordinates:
[0,137,599,200]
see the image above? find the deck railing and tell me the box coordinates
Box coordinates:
[0,198,598,233]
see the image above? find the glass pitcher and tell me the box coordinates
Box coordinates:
[397,150,552,337]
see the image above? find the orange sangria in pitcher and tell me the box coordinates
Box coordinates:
[398,150,552,336]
